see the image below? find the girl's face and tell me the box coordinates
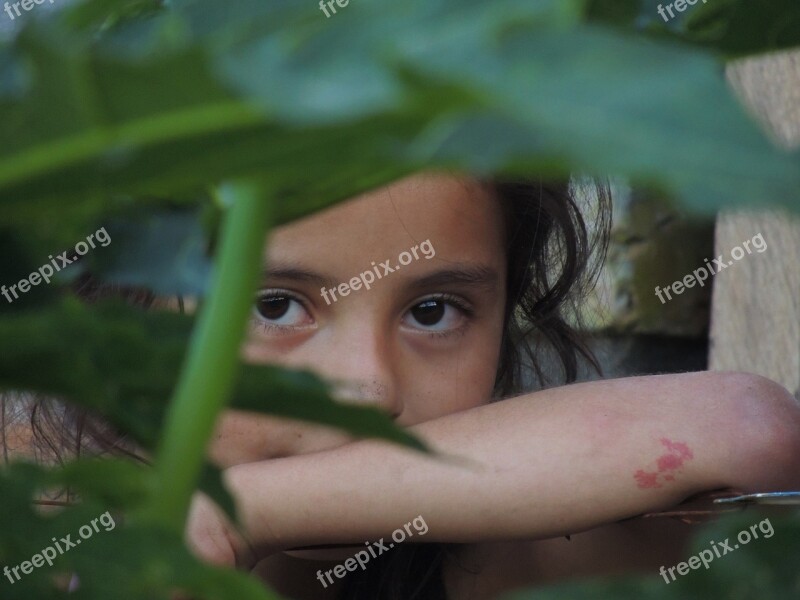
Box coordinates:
[210,173,508,467]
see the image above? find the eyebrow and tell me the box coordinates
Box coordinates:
[264,262,498,292]
[263,264,337,290]
[407,264,499,293]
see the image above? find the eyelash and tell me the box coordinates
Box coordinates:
[250,290,475,337]
[420,293,473,315]
[404,293,474,339]
[250,289,310,335]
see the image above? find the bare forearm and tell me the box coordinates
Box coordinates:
[225,371,800,558]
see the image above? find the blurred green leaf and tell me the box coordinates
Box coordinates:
[595,1,800,59]
[0,301,426,452]
[234,365,429,452]
[198,462,238,526]
[647,0,800,59]
[0,0,798,223]
[60,0,165,33]
[52,459,152,508]
[92,206,212,296]
[0,228,61,313]
[0,462,280,599]
[0,301,188,449]
[585,0,642,25]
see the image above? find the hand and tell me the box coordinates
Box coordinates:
[185,492,255,568]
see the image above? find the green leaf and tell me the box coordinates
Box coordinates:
[0,464,282,599]
[0,301,426,453]
[60,0,166,33]
[233,365,429,452]
[91,206,213,296]
[645,0,800,59]
[51,459,153,508]
[399,25,800,213]
[197,462,239,525]
[0,301,190,449]
[585,0,642,26]
[1,0,797,226]
[0,228,61,313]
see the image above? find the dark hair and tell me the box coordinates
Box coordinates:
[1,176,611,597]
[494,177,609,396]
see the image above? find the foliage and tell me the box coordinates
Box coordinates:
[0,0,798,598]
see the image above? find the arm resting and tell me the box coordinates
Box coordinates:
[216,371,800,564]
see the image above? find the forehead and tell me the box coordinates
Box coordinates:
[267,173,505,267]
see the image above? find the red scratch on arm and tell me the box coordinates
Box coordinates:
[634,469,661,489]
[634,438,694,489]
[660,438,693,460]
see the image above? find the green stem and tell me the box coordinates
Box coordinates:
[145,180,270,530]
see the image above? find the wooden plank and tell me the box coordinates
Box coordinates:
[708,51,800,399]
[709,212,800,398]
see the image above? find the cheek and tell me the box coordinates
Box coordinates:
[242,334,301,365]
[400,332,502,423]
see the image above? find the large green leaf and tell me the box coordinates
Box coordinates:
[91,206,213,296]
[396,25,800,213]
[0,0,797,221]
[684,0,800,57]
[587,0,800,59]
[0,463,281,600]
[0,301,426,452]
[0,301,188,449]
[234,365,428,452]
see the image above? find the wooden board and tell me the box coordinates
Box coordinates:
[708,51,800,399]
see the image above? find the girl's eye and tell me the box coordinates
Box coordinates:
[252,292,312,328]
[402,296,470,333]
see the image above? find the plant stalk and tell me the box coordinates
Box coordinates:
[144,180,270,530]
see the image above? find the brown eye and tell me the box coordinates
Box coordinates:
[410,300,445,326]
[402,294,471,334]
[255,296,291,320]
[251,291,313,330]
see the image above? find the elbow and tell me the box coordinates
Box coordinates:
[717,371,800,492]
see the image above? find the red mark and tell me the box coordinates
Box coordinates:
[634,469,660,489]
[634,438,693,489]
[656,454,683,471]
[660,438,693,460]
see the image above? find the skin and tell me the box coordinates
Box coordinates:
[189,172,800,599]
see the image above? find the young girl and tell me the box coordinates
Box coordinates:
[183,172,800,599]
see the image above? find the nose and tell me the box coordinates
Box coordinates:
[312,319,404,420]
